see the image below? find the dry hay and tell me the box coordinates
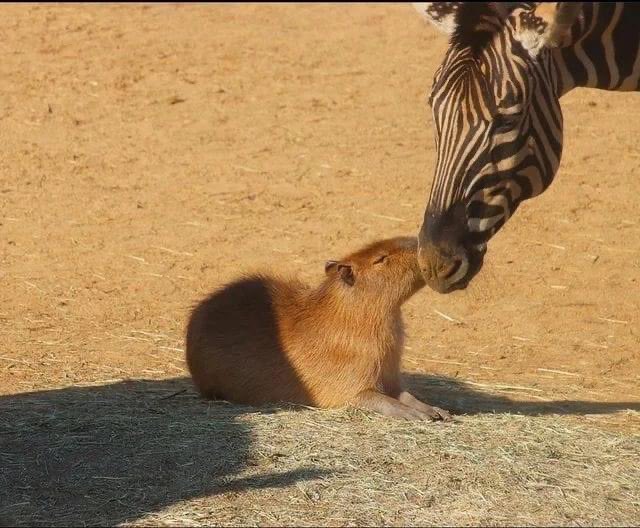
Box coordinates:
[1,377,638,527]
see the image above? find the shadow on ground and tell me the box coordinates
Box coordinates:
[0,378,325,527]
[2,374,638,526]
[405,373,640,416]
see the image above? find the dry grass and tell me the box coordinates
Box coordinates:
[1,377,638,527]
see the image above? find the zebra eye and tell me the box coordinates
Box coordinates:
[493,113,521,132]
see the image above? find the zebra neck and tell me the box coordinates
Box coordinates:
[551,2,640,97]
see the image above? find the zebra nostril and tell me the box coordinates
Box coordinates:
[438,259,462,281]
[418,238,467,287]
[421,264,435,281]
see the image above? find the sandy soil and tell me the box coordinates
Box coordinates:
[0,4,639,526]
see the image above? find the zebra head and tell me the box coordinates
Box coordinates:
[413,2,582,293]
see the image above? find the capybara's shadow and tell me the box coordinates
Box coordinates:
[3,373,636,527]
[405,373,640,416]
[0,377,326,527]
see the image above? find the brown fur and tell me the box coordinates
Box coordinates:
[185,236,451,420]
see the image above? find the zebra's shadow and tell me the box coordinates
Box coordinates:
[405,372,640,416]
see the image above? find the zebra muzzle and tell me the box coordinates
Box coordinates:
[417,242,470,293]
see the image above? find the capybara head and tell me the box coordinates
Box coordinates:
[324,236,425,306]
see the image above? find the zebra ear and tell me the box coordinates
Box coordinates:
[413,3,511,37]
[412,2,461,35]
[514,2,583,56]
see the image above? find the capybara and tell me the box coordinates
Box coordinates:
[186,236,451,420]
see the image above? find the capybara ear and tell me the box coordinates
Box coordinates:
[325,260,338,275]
[337,264,355,286]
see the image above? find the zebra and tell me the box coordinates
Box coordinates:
[411,2,640,293]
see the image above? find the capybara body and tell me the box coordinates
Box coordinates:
[186,236,450,420]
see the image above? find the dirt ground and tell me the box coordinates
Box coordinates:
[1,4,639,527]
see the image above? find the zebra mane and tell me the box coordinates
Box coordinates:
[450,2,521,53]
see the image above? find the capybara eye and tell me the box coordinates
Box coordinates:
[373,255,388,265]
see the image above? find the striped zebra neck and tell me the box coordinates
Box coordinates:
[552,2,640,96]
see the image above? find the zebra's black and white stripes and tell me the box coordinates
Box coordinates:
[554,3,640,94]
[412,2,640,293]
